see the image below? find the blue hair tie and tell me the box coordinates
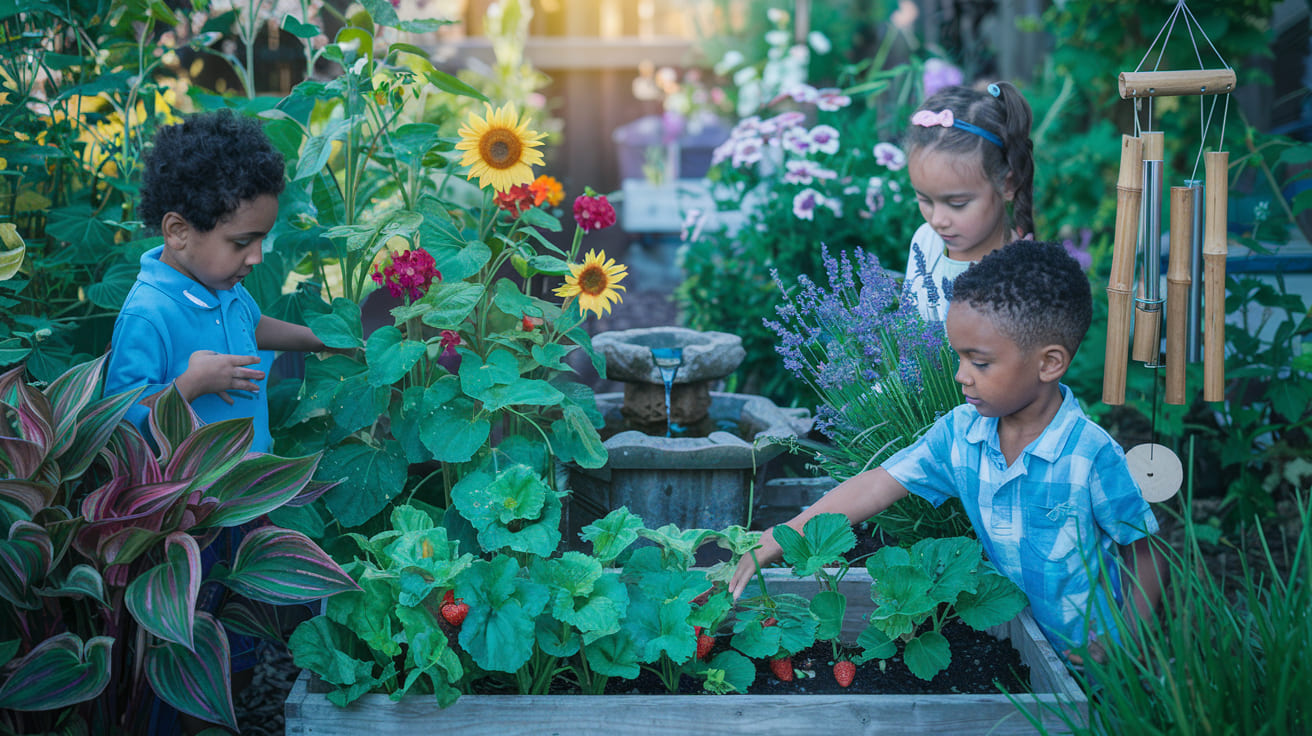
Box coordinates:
[988,83,1001,98]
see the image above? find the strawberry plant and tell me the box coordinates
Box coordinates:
[0,357,358,733]
[855,536,1028,680]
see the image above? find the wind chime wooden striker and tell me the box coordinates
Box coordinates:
[1102,0,1236,410]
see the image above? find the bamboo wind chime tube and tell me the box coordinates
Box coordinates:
[1132,131,1165,364]
[1103,135,1144,405]
[1203,150,1229,402]
[1165,187,1194,405]
[1118,69,1237,99]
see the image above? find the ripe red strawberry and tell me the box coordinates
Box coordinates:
[440,597,469,627]
[833,660,856,688]
[696,631,716,660]
[769,656,794,682]
[441,589,455,606]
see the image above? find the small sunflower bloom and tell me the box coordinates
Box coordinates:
[455,102,546,192]
[553,249,628,318]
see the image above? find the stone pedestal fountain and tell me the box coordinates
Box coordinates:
[568,327,803,533]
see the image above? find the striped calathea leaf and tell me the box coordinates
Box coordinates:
[211,525,360,605]
[145,612,238,731]
[0,633,113,711]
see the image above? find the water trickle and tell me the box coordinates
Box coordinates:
[650,347,683,438]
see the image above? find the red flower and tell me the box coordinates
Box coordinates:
[372,248,440,301]
[495,183,539,217]
[438,330,462,374]
[573,192,616,233]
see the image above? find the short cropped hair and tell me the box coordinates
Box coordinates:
[950,240,1092,354]
[138,110,285,233]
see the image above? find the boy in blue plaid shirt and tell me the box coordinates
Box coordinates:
[731,240,1166,661]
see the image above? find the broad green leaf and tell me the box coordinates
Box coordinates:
[530,342,571,372]
[810,589,847,641]
[419,280,483,331]
[324,209,423,254]
[491,279,539,318]
[582,629,642,679]
[85,261,138,310]
[126,532,201,648]
[954,571,1028,631]
[624,589,696,664]
[911,536,982,604]
[219,526,359,604]
[325,372,390,442]
[0,223,24,280]
[540,553,627,639]
[704,650,755,694]
[866,546,937,640]
[394,607,463,706]
[855,624,897,662]
[470,378,563,412]
[775,513,855,577]
[423,68,489,102]
[293,115,360,182]
[549,404,608,468]
[318,439,408,527]
[365,325,426,386]
[904,629,952,680]
[0,634,112,710]
[579,507,645,563]
[44,204,115,249]
[325,572,401,657]
[457,556,550,673]
[306,298,364,349]
[420,392,489,463]
[145,612,237,731]
[287,616,382,707]
[280,13,321,38]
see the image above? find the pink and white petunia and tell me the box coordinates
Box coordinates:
[815,88,852,111]
[808,124,840,155]
[873,142,907,171]
[793,188,826,220]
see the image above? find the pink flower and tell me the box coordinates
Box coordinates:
[873,142,907,171]
[573,192,617,233]
[814,88,851,111]
[923,58,964,98]
[438,330,462,374]
[372,248,440,301]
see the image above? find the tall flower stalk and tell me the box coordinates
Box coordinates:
[767,247,971,543]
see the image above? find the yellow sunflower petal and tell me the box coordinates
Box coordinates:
[455,102,547,192]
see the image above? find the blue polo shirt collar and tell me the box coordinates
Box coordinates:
[962,384,1080,462]
[138,246,224,311]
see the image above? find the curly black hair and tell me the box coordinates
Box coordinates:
[137,109,285,233]
[950,240,1092,355]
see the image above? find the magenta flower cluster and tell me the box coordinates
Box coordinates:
[372,248,440,301]
[573,193,617,233]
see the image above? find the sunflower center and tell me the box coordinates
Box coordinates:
[480,129,523,170]
[577,265,609,296]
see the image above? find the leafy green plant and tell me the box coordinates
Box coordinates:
[766,248,972,544]
[287,464,760,705]
[1023,486,1312,735]
[0,355,358,733]
[855,536,1027,680]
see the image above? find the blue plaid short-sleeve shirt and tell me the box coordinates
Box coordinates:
[882,384,1158,650]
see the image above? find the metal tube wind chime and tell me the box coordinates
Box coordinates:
[1101,2,1235,409]
[1101,1,1235,503]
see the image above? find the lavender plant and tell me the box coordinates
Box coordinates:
[766,247,971,545]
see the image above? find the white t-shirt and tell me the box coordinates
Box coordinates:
[901,223,973,321]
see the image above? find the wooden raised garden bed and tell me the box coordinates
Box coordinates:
[284,569,1087,735]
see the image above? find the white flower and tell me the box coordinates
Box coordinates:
[731,136,766,167]
[765,29,790,47]
[716,50,745,75]
[767,7,788,24]
[784,160,837,185]
[808,31,832,55]
[781,127,814,155]
[793,188,825,220]
[873,142,907,170]
[785,83,818,104]
[809,124,840,155]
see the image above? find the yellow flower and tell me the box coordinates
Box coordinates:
[455,102,546,192]
[553,249,628,318]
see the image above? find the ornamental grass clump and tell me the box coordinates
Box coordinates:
[766,246,970,543]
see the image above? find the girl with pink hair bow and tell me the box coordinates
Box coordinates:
[900,81,1036,321]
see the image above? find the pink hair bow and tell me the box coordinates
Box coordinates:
[911,109,954,128]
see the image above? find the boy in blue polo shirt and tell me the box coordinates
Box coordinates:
[730,240,1166,660]
[106,109,326,453]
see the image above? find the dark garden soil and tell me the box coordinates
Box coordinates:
[601,618,1030,697]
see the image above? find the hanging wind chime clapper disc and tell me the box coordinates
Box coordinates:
[1118,69,1236,99]
[1125,443,1184,503]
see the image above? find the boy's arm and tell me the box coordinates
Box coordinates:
[255,315,327,353]
[1123,535,1168,633]
[729,467,908,599]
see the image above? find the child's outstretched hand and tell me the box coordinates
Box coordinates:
[729,528,784,601]
[176,349,265,405]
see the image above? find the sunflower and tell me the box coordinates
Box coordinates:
[553,249,628,318]
[455,102,547,192]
